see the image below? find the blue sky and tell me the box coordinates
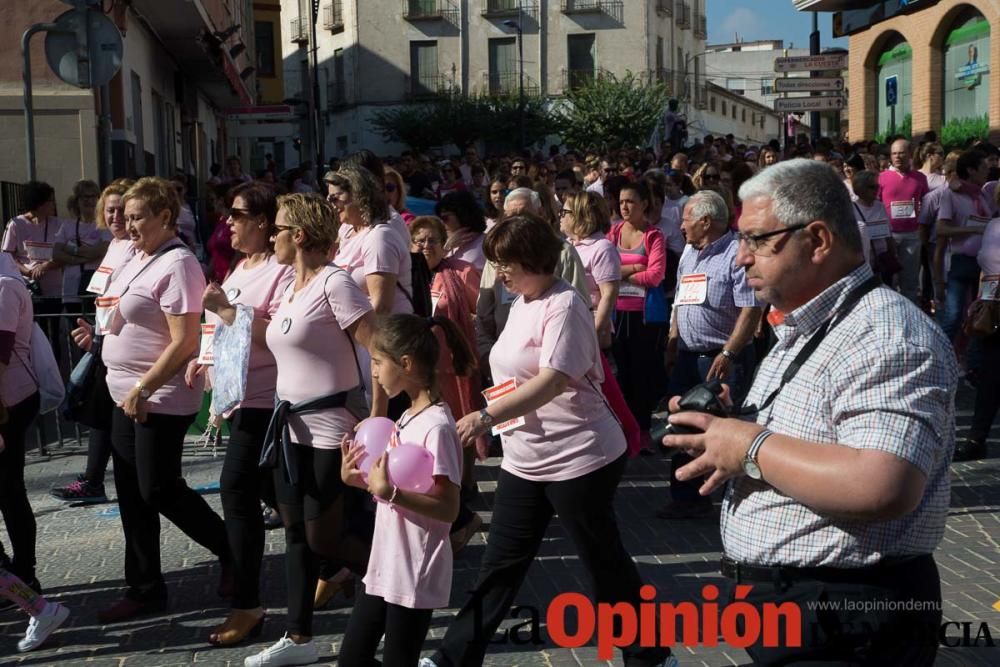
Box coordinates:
[707,0,848,50]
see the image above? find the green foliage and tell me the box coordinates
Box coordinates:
[939,114,990,151]
[369,104,444,154]
[479,93,555,150]
[553,71,669,152]
[875,113,912,144]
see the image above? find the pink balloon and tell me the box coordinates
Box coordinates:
[354,417,396,474]
[387,443,435,494]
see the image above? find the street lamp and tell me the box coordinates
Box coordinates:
[504,11,526,150]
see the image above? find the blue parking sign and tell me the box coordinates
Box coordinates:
[886,75,898,106]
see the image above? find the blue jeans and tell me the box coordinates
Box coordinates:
[940,254,981,341]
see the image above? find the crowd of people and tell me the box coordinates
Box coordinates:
[0,126,997,666]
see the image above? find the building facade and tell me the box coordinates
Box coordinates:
[280,0,708,159]
[692,82,783,145]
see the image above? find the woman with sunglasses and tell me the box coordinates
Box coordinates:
[384,167,414,225]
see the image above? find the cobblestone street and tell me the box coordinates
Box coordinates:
[2,386,998,666]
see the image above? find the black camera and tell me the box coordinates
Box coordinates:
[649,379,730,442]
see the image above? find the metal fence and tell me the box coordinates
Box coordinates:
[2,181,26,228]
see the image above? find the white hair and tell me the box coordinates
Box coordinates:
[687,190,728,228]
[504,187,541,214]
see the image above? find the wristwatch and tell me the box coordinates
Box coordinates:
[721,349,736,361]
[478,408,495,429]
[134,380,152,400]
[743,429,773,480]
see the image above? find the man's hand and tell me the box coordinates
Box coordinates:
[706,353,733,381]
[661,412,763,495]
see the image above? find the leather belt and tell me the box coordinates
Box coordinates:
[720,554,930,586]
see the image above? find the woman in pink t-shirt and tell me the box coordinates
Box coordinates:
[339,313,466,666]
[53,180,109,306]
[72,177,230,624]
[423,216,670,667]
[244,193,379,667]
[436,191,486,272]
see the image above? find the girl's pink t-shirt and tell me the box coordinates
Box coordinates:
[363,402,463,609]
[207,255,294,411]
[0,274,35,407]
[264,264,372,448]
[572,233,621,309]
[1,216,65,296]
[102,242,207,415]
[489,280,626,482]
[335,222,414,314]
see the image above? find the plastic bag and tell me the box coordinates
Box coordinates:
[210,304,253,418]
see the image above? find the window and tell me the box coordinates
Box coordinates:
[761,78,773,96]
[751,112,756,125]
[489,37,517,94]
[721,100,727,115]
[332,48,346,104]
[153,91,167,176]
[732,105,737,119]
[657,36,664,72]
[710,96,716,112]
[255,21,275,77]
[726,77,746,94]
[410,41,439,95]
[567,33,596,89]
[742,109,747,123]
[131,71,144,175]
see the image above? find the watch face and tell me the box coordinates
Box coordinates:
[743,461,762,480]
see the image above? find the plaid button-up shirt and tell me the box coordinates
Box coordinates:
[721,264,957,568]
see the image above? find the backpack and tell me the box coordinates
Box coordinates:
[400,252,434,317]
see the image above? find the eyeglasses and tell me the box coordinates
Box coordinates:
[228,207,252,220]
[327,191,350,203]
[735,223,808,254]
[491,261,515,274]
[412,237,442,248]
[558,209,572,218]
[274,224,296,234]
[385,182,397,193]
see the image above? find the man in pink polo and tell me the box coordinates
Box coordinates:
[879,138,929,304]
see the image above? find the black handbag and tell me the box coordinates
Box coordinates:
[61,335,115,430]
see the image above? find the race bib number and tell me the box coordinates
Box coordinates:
[966,215,991,231]
[481,379,526,436]
[890,200,915,219]
[86,266,114,295]
[198,323,217,365]
[618,282,646,298]
[24,241,54,262]
[864,218,892,240]
[980,275,1000,300]
[676,273,708,305]
[94,296,120,335]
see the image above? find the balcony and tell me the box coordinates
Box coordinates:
[402,0,459,22]
[560,67,611,93]
[485,71,540,96]
[323,1,344,33]
[675,1,691,29]
[655,0,672,17]
[694,12,707,39]
[290,16,309,44]
[481,0,533,19]
[405,73,451,99]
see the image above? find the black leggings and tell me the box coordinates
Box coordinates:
[0,393,40,583]
[221,408,275,610]
[84,427,112,485]
[339,585,433,667]
[274,444,371,636]
[612,311,667,431]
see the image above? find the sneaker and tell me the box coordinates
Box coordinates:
[50,475,108,503]
[17,602,70,652]
[418,659,439,667]
[953,438,987,463]
[244,633,318,667]
[262,504,283,531]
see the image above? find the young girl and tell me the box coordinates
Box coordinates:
[339,314,471,666]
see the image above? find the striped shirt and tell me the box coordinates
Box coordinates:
[721,264,958,568]
[675,231,758,352]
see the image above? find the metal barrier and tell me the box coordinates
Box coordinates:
[2,181,26,229]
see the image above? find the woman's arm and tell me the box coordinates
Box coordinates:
[455,367,569,445]
[366,272,397,316]
[595,280,617,347]
[347,310,388,417]
[368,452,461,523]
[119,312,201,422]
[628,229,666,287]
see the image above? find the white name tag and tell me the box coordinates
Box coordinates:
[94,296,120,335]
[966,215,991,231]
[198,323,216,365]
[890,200,915,219]
[86,266,114,295]
[24,241,54,261]
[980,275,1000,300]
[618,282,646,298]
[676,273,708,305]
[865,218,892,240]
[482,378,526,436]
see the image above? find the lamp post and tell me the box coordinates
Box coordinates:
[504,10,525,150]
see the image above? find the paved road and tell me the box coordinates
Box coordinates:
[2,386,999,666]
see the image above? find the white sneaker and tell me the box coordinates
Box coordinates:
[244,633,319,667]
[418,659,439,667]
[17,602,70,652]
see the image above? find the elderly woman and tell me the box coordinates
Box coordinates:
[422,215,670,667]
[50,179,136,504]
[436,191,486,272]
[71,177,230,623]
[244,193,378,667]
[186,182,295,646]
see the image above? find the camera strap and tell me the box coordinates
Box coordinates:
[740,276,880,417]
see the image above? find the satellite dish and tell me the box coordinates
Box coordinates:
[44,8,123,89]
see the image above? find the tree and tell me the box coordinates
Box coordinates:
[431,93,492,152]
[482,93,556,151]
[553,71,669,152]
[369,104,445,154]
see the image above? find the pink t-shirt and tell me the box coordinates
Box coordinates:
[878,168,930,234]
[334,222,414,314]
[939,188,994,258]
[572,234,621,309]
[100,238,137,277]
[446,233,486,272]
[207,255,294,411]
[1,216,65,296]
[102,241,207,415]
[363,403,462,608]
[265,264,372,448]
[489,280,626,482]
[0,274,35,407]
[980,219,1000,274]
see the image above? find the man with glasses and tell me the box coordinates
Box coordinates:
[585,158,616,197]
[662,159,955,665]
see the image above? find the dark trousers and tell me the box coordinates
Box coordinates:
[84,427,112,485]
[222,408,275,610]
[613,311,667,431]
[940,254,981,340]
[0,393,40,582]
[969,331,1000,445]
[339,584,433,667]
[722,554,941,666]
[432,454,667,667]
[668,348,753,504]
[110,408,229,601]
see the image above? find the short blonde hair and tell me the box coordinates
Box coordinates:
[277,192,339,254]
[95,180,134,229]
[566,190,610,237]
[123,177,180,227]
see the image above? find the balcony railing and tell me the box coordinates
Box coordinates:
[323,1,344,33]
[694,12,707,39]
[675,1,691,29]
[655,0,673,17]
[405,73,451,99]
[560,67,612,93]
[482,0,522,18]
[290,17,309,44]
[402,0,459,22]
[561,0,603,13]
[485,71,540,96]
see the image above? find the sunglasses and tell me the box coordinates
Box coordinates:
[385,182,397,193]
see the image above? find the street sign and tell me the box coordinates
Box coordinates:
[44,8,123,88]
[773,77,845,93]
[885,75,898,106]
[774,53,849,73]
[774,96,847,113]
